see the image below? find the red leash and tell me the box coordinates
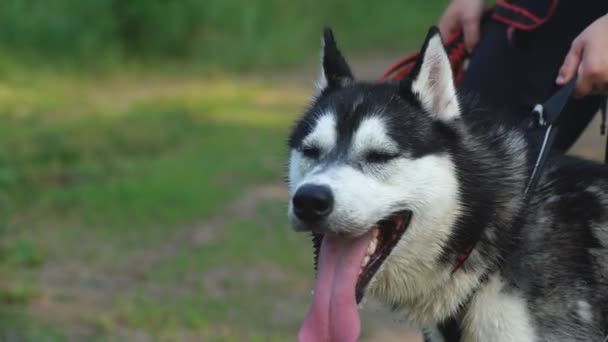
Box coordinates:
[378,1,560,82]
[379,29,468,84]
[379,8,498,84]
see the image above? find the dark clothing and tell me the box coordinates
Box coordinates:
[460,0,608,151]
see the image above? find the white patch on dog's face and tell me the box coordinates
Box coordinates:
[287,112,336,195]
[351,116,399,157]
[302,114,337,153]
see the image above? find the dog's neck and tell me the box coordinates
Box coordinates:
[376,117,531,327]
[448,117,530,271]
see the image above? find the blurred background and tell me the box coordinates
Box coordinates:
[0,1,605,341]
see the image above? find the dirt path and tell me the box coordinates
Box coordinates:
[30,183,289,340]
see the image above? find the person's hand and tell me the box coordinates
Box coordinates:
[438,0,485,52]
[557,14,608,97]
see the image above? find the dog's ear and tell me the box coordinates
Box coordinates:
[400,27,460,121]
[317,28,354,92]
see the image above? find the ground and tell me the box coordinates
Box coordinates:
[0,60,604,341]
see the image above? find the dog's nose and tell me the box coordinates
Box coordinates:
[293,184,334,223]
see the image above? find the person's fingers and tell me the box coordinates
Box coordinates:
[573,55,606,97]
[573,66,594,98]
[462,14,480,52]
[438,10,458,40]
[556,38,583,85]
[580,53,607,84]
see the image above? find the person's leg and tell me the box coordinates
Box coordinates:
[460,20,525,123]
[460,0,608,151]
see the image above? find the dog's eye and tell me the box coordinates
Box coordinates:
[365,150,398,163]
[301,146,321,159]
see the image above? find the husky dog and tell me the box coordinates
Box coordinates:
[287,27,608,342]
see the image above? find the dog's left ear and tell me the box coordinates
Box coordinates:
[317,28,354,92]
[401,27,460,121]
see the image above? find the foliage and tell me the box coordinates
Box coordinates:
[0,0,445,70]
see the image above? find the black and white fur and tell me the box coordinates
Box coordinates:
[287,27,608,341]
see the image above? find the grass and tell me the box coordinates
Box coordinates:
[0,306,64,342]
[192,0,447,71]
[112,200,313,340]
[0,75,298,223]
[0,70,318,340]
[0,0,446,72]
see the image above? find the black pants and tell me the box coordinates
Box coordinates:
[460,0,608,152]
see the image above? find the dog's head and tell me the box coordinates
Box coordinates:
[289,27,465,341]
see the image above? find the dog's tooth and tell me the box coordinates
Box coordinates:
[372,227,379,238]
[369,239,377,254]
[366,239,377,256]
[362,255,370,267]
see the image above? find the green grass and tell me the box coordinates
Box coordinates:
[0,306,64,342]
[0,72,316,340]
[0,0,446,71]
[0,76,297,224]
[111,200,314,340]
[191,0,447,70]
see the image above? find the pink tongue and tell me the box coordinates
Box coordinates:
[298,231,373,342]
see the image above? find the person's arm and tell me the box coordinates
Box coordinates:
[438,0,485,52]
[557,14,608,97]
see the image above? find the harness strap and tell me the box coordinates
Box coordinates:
[492,0,559,30]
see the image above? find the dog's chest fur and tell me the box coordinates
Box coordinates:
[461,274,536,342]
[418,160,608,342]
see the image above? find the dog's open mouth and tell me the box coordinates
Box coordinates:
[355,210,412,303]
[300,210,412,342]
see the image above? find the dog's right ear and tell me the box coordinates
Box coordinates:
[316,28,354,92]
